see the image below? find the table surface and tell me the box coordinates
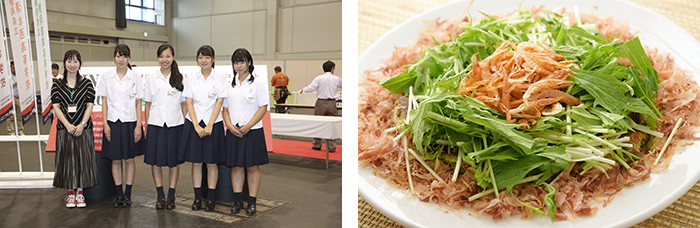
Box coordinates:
[269,113,342,139]
[358,0,700,227]
[275,103,342,109]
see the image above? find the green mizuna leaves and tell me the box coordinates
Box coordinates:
[379,9,662,220]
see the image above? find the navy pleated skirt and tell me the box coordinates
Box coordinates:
[223,128,269,167]
[102,120,144,160]
[144,123,184,167]
[177,119,224,163]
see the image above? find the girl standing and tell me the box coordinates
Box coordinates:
[143,44,187,210]
[178,45,225,212]
[51,50,99,208]
[222,48,269,216]
[96,44,144,208]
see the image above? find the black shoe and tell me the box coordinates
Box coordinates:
[155,198,166,210]
[112,197,124,208]
[311,146,321,151]
[191,199,202,211]
[245,204,256,216]
[203,199,216,212]
[230,201,243,214]
[122,197,132,207]
[166,198,176,210]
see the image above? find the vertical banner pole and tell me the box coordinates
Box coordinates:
[30,0,50,174]
[5,0,37,174]
[0,0,14,127]
[0,0,22,175]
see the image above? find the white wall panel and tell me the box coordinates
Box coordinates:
[280,0,295,8]
[211,13,254,59]
[295,0,338,5]
[176,17,212,59]
[213,0,254,14]
[254,0,267,10]
[58,0,113,18]
[278,8,294,53]
[291,2,341,52]
[176,0,212,18]
[253,10,267,55]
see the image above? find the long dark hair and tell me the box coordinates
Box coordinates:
[196,45,215,68]
[114,44,132,70]
[230,48,255,88]
[157,44,183,91]
[59,50,83,88]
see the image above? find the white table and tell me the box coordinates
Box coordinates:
[274,103,342,115]
[269,113,342,168]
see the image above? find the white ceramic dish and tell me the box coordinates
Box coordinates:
[358,0,700,227]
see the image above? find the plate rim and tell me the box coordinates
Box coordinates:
[358,0,700,227]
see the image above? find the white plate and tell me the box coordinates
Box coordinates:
[358,0,700,227]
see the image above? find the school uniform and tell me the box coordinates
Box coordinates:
[222,74,269,167]
[143,71,185,167]
[96,68,145,160]
[177,69,226,163]
[51,78,99,189]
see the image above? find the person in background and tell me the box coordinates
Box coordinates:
[222,48,269,216]
[7,61,24,136]
[52,63,63,81]
[270,66,290,113]
[96,44,144,208]
[178,45,225,212]
[299,60,342,152]
[51,50,98,208]
[143,44,187,210]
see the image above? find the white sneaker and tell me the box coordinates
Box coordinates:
[76,194,86,208]
[65,194,76,208]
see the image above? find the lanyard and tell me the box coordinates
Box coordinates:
[68,80,76,101]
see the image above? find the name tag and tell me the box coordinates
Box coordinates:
[129,92,137,99]
[67,105,77,113]
[209,85,218,98]
[245,96,255,103]
[245,88,255,103]
[168,89,178,96]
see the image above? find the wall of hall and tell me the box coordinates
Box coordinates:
[170,0,341,61]
[18,0,343,106]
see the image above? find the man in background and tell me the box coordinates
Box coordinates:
[300,60,342,152]
[270,66,290,113]
[7,61,23,136]
[52,63,63,81]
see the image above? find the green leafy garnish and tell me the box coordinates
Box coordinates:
[379,9,663,220]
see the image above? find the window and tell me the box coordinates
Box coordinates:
[126,0,156,24]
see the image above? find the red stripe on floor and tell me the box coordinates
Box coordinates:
[270,138,342,161]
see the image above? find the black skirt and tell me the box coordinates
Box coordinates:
[223,128,269,167]
[144,123,185,167]
[177,119,224,163]
[101,120,145,160]
[53,129,99,189]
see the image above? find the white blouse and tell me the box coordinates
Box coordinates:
[95,68,144,122]
[182,68,226,124]
[144,71,185,127]
[223,74,269,130]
